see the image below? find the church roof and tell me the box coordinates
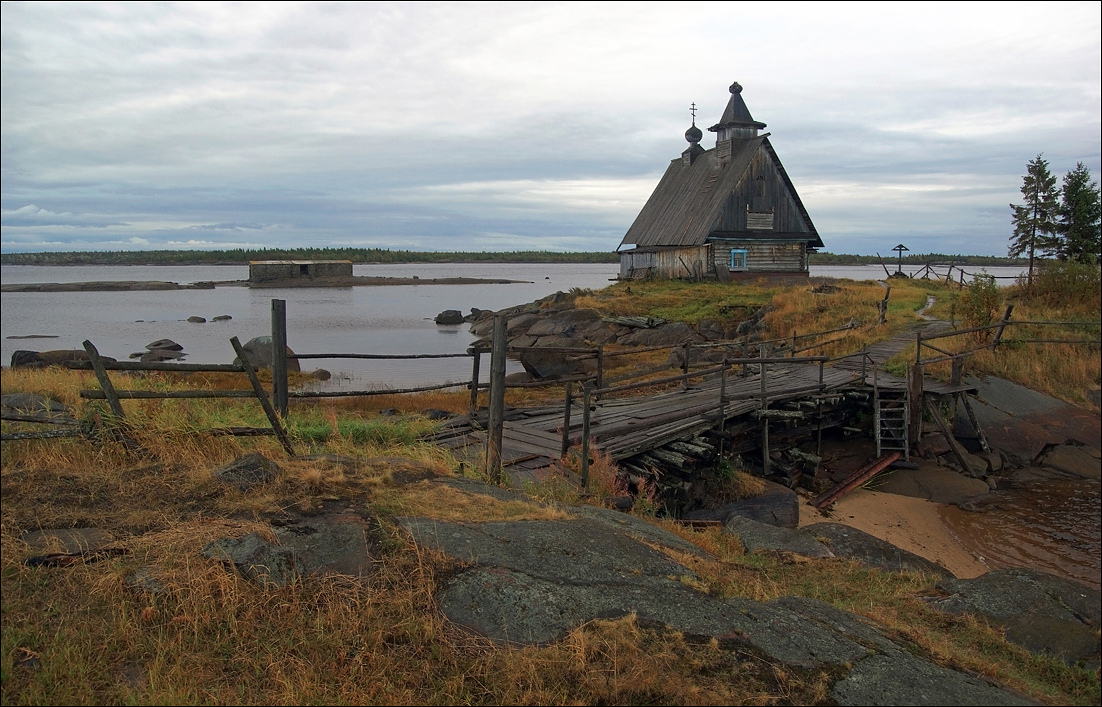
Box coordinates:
[619,136,822,250]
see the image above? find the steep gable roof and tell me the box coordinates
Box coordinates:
[620,136,821,249]
[620,137,763,249]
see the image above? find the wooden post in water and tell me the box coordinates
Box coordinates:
[83,340,125,419]
[271,299,289,418]
[468,348,481,412]
[486,315,507,484]
[759,345,770,477]
[581,384,592,488]
[560,382,573,459]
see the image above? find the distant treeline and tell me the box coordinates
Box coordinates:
[0,248,621,266]
[809,252,1029,266]
[1,248,1029,267]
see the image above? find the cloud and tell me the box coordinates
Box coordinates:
[2,2,1100,255]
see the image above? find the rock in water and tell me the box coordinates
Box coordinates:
[435,309,465,325]
[145,339,183,351]
[235,336,301,372]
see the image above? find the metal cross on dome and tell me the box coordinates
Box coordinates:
[892,243,909,275]
[690,102,697,124]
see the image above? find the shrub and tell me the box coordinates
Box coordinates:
[1027,260,1102,311]
[954,274,1000,329]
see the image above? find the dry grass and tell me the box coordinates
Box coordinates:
[3,274,1099,705]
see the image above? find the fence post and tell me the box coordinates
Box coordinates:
[271,299,288,418]
[681,342,690,389]
[717,357,728,458]
[759,345,770,477]
[596,344,605,396]
[83,340,125,419]
[560,382,573,459]
[468,348,481,412]
[950,357,964,387]
[992,304,1015,348]
[791,330,797,356]
[230,336,295,456]
[486,315,507,484]
[581,384,592,488]
[908,363,924,446]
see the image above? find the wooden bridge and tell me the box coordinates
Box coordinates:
[431,358,863,486]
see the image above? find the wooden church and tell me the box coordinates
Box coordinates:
[618,82,823,280]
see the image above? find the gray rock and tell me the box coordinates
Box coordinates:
[203,532,303,587]
[236,335,301,372]
[930,568,1101,664]
[869,465,990,504]
[141,349,186,363]
[23,528,114,555]
[187,316,206,323]
[832,652,1033,706]
[434,309,465,325]
[145,339,183,351]
[1035,444,1101,480]
[313,368,332,381]
[519,347,597,380]
[621,321,700,347]
[723,515,833,558]
[685,477,799,527]
[213,452,280,490]
[11,349,108,368]
[10,350,46,368]
[1,393,69,416]
[525,308,601,338]
[212,315,232,322]
[804,522,953,578]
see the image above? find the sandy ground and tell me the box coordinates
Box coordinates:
[798,488,990,579]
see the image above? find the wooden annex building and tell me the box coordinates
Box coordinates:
[618,82,823,281]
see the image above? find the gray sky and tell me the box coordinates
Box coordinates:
[2,1,1100,256]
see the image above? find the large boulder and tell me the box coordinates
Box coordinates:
[519,348,598,380]
[928,568,1101,665]
[525,308,602,338]
[620,321,701,347]
[235,336,301,372]
[10,350,115,368]
[685,478,800,527]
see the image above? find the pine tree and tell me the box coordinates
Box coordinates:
[1009,154,1059,286]
[1056,162,1101,264]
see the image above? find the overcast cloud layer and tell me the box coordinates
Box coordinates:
[2,1,1100,255]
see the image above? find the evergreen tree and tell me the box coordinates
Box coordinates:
[1009,153,1059,286]
[1056,162,1101,264]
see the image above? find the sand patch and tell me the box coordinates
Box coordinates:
[799,488,989,579]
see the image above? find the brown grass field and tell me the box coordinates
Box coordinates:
[2,269,1099,705]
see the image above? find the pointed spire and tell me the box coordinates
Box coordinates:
[709,81,766,142]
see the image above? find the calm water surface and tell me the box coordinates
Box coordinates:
[1,262,1026,387]
[940,478,1101,590]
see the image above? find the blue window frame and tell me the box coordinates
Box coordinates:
[729,249,748,271]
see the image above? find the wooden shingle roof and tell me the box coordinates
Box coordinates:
[619,137,822,250]
[621,137,762,249]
